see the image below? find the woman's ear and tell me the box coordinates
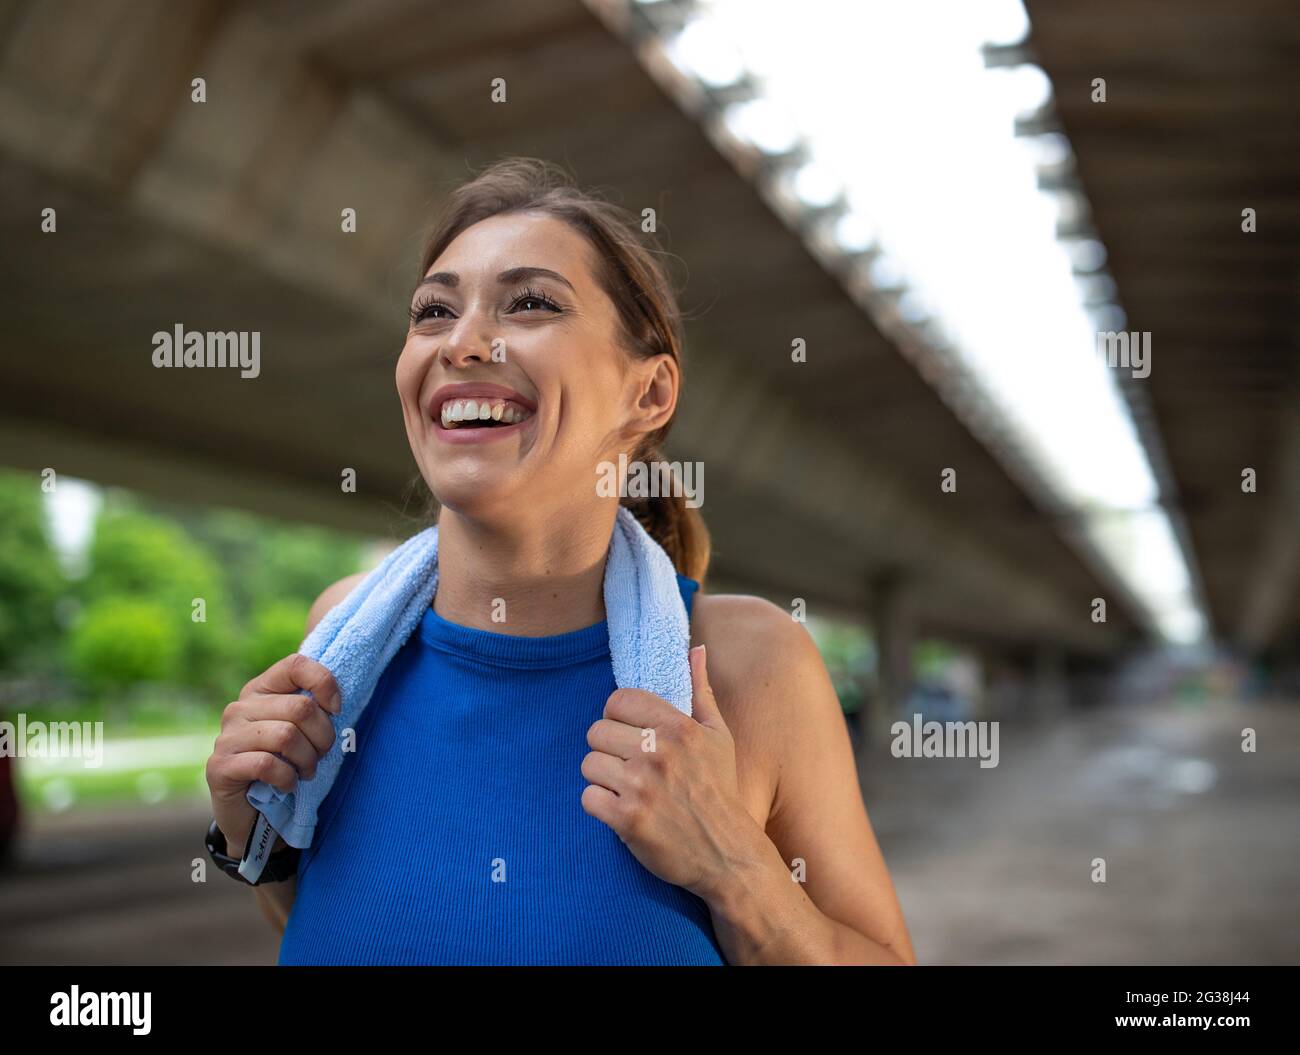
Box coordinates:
[631,354,679,434]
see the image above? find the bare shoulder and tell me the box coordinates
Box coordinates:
[691,592,823,686]
[691,592,915,963]
[306,572,368,635]
[690,593,834,824]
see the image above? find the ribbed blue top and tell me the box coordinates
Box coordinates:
[277,573,727,965]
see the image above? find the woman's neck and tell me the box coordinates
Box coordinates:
[431,504,617,635]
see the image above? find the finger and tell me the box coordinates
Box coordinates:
[237,693,336,756]
[243,654,341,713]
[586,717,647,760]
[580,783,620,828]
[219,720,321,780]
[580,749,628,795]
[603,686,677,727]
[212,750,299,795]
[688,644,723,727]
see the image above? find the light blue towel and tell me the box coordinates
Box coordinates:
[239,504,693,880]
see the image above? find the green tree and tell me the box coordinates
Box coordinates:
[244,601,311,676]
[79,496,235,693]
[168,504,362,691]
[162,505,363,626]
[0,470,66,675]
[67,598,182,695]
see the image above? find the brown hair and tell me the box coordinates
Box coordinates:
[415,156,710,583]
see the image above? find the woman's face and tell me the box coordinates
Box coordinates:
[396,211,674,526]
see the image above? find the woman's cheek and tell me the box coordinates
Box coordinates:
[395,343,430,419]
[395,341,419,388]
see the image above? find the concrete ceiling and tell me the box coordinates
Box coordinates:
[6,0,1251,659]
[1027,0,1300,657]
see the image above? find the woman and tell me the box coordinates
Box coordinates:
[205,158,915,966]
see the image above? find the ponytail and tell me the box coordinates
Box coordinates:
[620,446,711,583]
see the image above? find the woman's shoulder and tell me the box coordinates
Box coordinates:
[690,591,818,657]
[690,592,826,705]
[306,572,369,635]
[689,592,833,822]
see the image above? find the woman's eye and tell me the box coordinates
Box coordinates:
[408,290,558,324]
[509,289,561,313]
[410,300,454,324]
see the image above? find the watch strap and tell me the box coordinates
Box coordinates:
[206,819,299,885]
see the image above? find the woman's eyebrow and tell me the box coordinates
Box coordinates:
[414,266,576,293]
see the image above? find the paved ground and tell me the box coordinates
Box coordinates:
[863,694,1300,965]
[0,799,280,965]
[1,694,1296,965]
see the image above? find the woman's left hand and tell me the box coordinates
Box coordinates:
[581,645,760,902]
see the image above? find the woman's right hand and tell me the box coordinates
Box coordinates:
[205,653,341,857]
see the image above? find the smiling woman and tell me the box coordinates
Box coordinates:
[394,160,710,591]
[204,157,916,966]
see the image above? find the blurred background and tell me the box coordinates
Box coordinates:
[0,0,1296,965]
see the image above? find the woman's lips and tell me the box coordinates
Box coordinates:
[434,413,530,444]
[426,384,537,445]
[428,382,536,419]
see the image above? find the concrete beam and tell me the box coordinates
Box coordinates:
[676,346,1133,655]
[0,410,416,541]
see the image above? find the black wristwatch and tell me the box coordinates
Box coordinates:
[205,818,300,885]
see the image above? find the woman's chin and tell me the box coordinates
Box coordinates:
[426,476,521,522]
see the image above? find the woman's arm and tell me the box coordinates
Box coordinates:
[254,874,297,934]
[243,571,368,936]
[693,595,917,965]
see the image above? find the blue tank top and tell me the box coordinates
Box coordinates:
[277,573,726,965]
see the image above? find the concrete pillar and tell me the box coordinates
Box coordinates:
[867,572,916,746]
[1030,642,1069,723]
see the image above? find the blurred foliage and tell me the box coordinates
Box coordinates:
[244,601,312,676]
[0,470,65,675]
[67,597,182,693]
[914,640,958,680]
[808,619,875,715]
[79,495,236,695]
[808,624,962,718]
[0,470,365,718]
[169,506,362,625]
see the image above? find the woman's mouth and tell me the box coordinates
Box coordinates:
[432,394,536,445]
[439,397,534,430]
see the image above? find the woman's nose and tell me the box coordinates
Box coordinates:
[440,312,494,368]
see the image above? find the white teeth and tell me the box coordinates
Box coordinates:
[439,397,533,429]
